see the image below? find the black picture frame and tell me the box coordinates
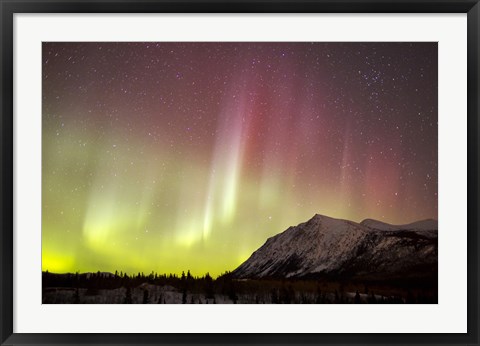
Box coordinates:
[1,1,479,345]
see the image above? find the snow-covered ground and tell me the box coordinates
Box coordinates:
[43,284,392,304]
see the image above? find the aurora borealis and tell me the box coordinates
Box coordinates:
[42,42,437,276]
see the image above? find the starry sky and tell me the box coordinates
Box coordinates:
[42,42,437,276]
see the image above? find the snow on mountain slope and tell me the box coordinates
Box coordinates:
[232,214,437,280]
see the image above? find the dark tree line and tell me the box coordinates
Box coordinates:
[42,270,437,304]
[43,269,222,293]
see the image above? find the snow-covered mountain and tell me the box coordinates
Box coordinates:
[232,214,437,281]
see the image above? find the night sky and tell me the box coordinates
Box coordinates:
[42,42,437,275]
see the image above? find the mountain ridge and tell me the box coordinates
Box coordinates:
[232,213,437,281]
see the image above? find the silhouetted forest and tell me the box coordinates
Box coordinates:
[42,270,437,304]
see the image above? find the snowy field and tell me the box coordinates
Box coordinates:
[43,283,389,304]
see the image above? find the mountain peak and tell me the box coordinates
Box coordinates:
[361,218,438,231]
[309,213,354,224]
[310,213,330,220]
[232,213,438,279]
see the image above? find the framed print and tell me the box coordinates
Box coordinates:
[1,0,479,345]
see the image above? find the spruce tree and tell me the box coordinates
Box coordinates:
[354,290,361,304]
[143,290,150,304]
[124,287,133,304]
[74,288,80,304]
